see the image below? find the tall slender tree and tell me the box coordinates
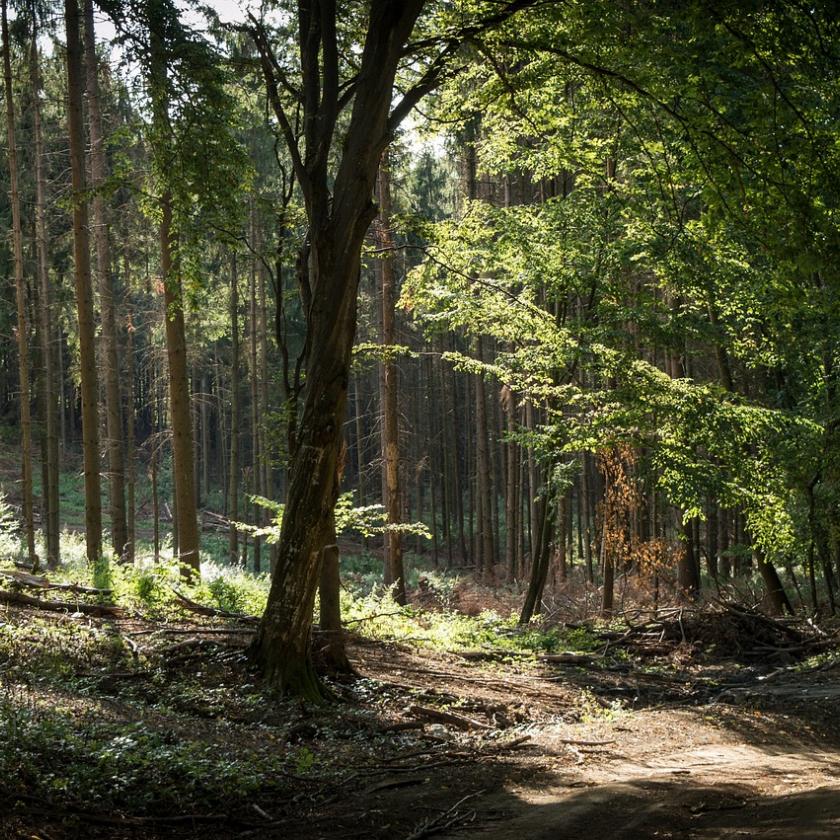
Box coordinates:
[228,252,240,565]
[84,0,128,559]
[65,0,102,564]
[3,0,36,567]
[30,14,60,569]
[376,152,406,604]
[148,0,200,575]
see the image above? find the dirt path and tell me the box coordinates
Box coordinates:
[332,641,838,839]
[436,705,840,839]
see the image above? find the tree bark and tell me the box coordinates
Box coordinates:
[125,309,136,563]
[756,547,794,616]
[3,0,36,568]
[600,514,615,617]
[502,386,518,580]
[318,510,352,675]
[148,16,200,576]
[474,339,495,578]
[677,510,700,600]
[258,247,276,570]
[248,230,262,574]
[520,493,554,623]
[249,242,362,697]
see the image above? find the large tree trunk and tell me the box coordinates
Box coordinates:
[250,237,363,699]
[65,0,102,563]
[317,507,352,675]
[3,0,36,568]
[376,154,406,603]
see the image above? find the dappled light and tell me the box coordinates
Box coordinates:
[2,0,840,836]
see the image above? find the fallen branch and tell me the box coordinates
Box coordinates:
[126,627,255,636]
[170,589,259,625]
[343,610,407,625]
[0,569,112,596]
[379,721,427,733]
[539,652,598,665]
[485,734,531,751]
[408,704,491,732]
[0,589,124,617]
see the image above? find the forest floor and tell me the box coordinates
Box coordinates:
[3,591,840,840]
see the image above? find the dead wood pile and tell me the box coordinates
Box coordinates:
[592,601,839,664]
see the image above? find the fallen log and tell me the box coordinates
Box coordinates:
[0,569,112,596]
[170,589,259,625]
[457,649,529,662]
[0,589,124,617]
[539,652,597,665]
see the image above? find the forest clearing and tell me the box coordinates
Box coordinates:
[2,0,840,837]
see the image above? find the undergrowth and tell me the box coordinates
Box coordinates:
[0,687,298,815]
[2,528,594,659]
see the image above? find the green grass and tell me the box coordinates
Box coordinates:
[1,521,593,660]
[0,438,599,660]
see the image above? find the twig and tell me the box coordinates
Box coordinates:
[343,610,406,625]
[405,790,484,840]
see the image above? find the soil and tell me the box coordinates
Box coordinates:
[3,608,840,840]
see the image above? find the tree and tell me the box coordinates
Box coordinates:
[30,11,60,570]
[246,0,536,697]
[66,0,103,564]
[2,0,36,567]
[376,152,406,604]
[106,0,250,575]
[84,0,128,560]
[228,252,241,565]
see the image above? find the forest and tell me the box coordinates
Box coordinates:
[1,0,840,837]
